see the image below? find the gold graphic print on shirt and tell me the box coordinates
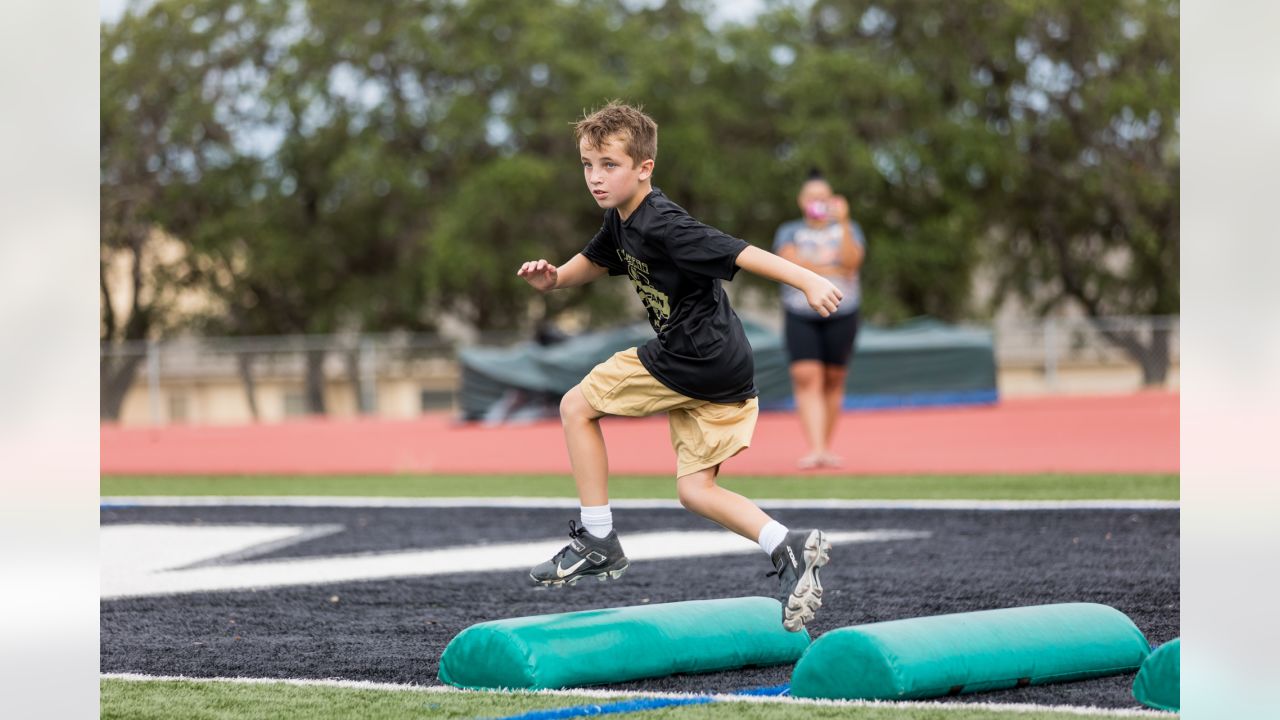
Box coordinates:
[617,249,670,331]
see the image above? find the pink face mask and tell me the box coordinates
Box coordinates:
[804,201,828,220]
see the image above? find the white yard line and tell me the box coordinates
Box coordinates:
[101,496,1180,510]
[100,526,927,598]
[101,673,1173,717]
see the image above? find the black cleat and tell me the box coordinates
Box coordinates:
[768,528,832,632]
[529,521,629,587]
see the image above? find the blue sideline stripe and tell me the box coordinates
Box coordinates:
[493,696,713,720]
[493,684,789,719]
[759,388,998,412]
[100,503,137,510]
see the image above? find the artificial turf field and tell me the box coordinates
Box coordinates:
[100,473,1178,501]
[100,473,1178,718]
[99,677,1171,719]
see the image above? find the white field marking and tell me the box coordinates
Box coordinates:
[101,496,1180,511]
[180,524,346,569]
[100,673,1172,717]
[100,526,928,599]
[101,524,325,599]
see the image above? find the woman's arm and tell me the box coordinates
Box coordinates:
[836,222,865,275]
[831,197,865,276]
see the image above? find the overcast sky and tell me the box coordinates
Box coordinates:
[99,0,769,26]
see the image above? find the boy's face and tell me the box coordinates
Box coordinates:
[580,134,653,211]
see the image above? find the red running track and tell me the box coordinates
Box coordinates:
[101,393,1177,476]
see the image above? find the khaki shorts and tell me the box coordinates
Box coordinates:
[577,348,758,478]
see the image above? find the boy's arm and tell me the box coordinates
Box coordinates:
[517,253,608,292]
[736,245,844,317]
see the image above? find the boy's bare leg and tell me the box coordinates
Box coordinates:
[675,466,772,541]
[529,385,626,587]
[679,467,832,632]
[790,360,827,465]
[560,385,609,506]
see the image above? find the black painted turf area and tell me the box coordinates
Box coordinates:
[101,506,1178,709]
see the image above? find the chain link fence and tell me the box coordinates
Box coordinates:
[993,315,1179,391]
[101,315,1179,425]
[100,332,488,424]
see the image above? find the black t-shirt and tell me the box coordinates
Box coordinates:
[582,188,757,403]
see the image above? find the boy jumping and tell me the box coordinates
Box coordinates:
[517,102,843,632]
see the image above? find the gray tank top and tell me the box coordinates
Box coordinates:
[772,219,864,318]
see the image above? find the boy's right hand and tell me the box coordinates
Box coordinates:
[517,259,558,292]
[804,276,844,317]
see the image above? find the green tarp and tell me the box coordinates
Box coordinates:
[459,317,997,422]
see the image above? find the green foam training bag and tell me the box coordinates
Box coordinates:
[1133,638,1179,712]
[791,603,1150,700]
[437,596,809,690]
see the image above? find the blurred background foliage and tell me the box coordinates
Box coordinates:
[101,0,1178,342]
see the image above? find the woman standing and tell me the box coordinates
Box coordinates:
[772,172,866,469]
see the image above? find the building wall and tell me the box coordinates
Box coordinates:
[999,362,1180,396]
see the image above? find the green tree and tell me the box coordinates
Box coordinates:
[768,0,1177,379]
[101,0,1180,419]
[100,1,261,418]
[983,0,1180,383]
[749,0,1006,322]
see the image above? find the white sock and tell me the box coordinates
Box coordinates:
[580,504,613,538]
[758,520,789,556]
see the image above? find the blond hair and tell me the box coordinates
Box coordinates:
[574,101,658,167]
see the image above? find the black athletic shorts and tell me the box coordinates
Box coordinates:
[783,309,860,367]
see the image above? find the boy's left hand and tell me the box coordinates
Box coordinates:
[804,276,844,317]
[517,259,559,292]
